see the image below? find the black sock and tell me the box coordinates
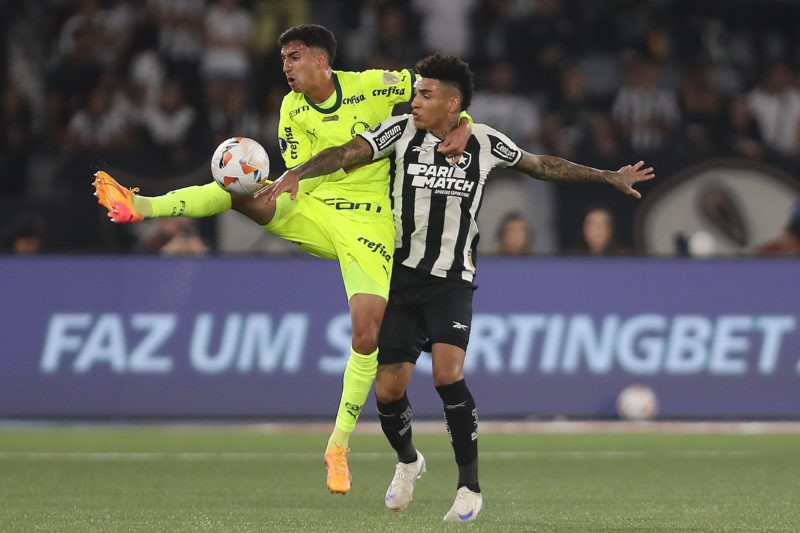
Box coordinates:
[436,379,480,493]
[376,393,417,463]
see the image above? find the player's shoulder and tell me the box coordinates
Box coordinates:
[471,122,502,137]
[472,122,518,145]
[345,68,413,89]
[470,123,522,164]
[280,89,304,106]
[279,90,307,119]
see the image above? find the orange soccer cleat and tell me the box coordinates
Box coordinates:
[323,445,352,494]
[92,171,143,223]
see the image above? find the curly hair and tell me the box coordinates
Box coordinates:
[414,54,474,110]
[278,24,337,65]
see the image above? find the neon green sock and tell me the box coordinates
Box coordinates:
[136,183,232,218]
[327,348,378,450]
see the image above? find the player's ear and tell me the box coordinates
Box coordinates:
[448,95,461,113]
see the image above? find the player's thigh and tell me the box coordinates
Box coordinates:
[230,192,276,225]
[378,269,428,366]
[424,281,475,351]
[334,214,395,301]
[263,195,337,259]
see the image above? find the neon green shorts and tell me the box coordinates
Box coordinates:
[264,193,395,301]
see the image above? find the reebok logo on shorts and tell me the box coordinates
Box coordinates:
[452,321,469,331]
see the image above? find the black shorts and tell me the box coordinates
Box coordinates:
[378,265,476,365]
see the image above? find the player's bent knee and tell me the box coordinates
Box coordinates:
[351,332,379,355]
[374,387,405,404]
[432,369,464,388]
[374,379,406,403]
[375,364,410,402]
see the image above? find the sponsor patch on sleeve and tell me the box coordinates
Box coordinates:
[383,72,400,85]
[490,136,521,164]
[371,122,405,152]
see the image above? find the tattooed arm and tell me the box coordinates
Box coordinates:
[513,152,655,199]
[255,136,374,202]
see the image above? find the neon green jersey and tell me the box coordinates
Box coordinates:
[277,69,415,214]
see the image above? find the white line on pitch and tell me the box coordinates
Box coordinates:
[0,450,763,461]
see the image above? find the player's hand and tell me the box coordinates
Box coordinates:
[254,171,300,203]
[609,161,655,199]
[438,120,471,165]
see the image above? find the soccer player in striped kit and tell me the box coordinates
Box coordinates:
[259,53,655,521]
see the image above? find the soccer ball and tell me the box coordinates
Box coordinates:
[616,383,659,421]
[211,137,270,195]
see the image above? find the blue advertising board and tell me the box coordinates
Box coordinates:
[1,256,797,419]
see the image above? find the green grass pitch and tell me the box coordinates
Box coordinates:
[1,424,798,532]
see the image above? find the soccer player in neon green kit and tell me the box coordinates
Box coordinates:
[93,24,471,494]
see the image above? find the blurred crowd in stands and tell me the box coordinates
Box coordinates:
[1,0,799,255]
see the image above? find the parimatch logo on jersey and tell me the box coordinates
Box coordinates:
[408,162,475,197]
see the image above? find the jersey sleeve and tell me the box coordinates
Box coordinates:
[481,124,524,168]
[358,114,412,160]
[360,68,416,106]
[277,101,312,169]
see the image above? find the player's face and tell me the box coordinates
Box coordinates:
[411,77,458,134]
[280,41,327,93]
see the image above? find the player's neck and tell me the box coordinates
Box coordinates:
[428,115,459,140]
[305,70,335,104]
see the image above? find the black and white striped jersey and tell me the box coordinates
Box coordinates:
[359,114,523,282]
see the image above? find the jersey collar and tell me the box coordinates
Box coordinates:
[304,72,342,114]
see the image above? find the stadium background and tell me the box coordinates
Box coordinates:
[0,0,798,421]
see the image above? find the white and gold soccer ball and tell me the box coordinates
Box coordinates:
[211,137,270,195]
[616,383,659,421]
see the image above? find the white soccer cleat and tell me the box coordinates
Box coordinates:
[443,486,483,522]
[384,450,426,511]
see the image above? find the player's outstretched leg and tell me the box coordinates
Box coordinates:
[384,449,426,511]
[92,171,143,223]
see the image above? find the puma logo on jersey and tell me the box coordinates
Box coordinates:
[452,321,469,331]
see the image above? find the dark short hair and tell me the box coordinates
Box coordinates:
[414,54,474,110]
[278,24,337,65]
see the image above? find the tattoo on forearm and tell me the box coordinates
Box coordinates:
[295,138,371,180]
[519,153,609,183]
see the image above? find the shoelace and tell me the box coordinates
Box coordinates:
[393,462,410,481]
[97,176,139,207]
[330,448,349,476]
